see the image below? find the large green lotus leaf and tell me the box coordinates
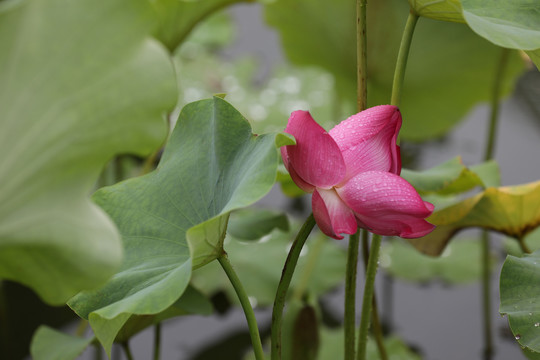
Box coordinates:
[265,0,524,141]
[115,285,213,342]
[401,157,500,195]
[0,0,177,304]
[381,237,495,283]
[153,0,247,52]
[461,0,540,51]
[500,249,540,353]
[192,228,347,306]
[408,0,465,23]
[409,180,540,256]
[68,97,291,355]
[30,326,94,360]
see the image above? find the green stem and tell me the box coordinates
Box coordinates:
[391,11,419,107]
[356,233,382,360]
[218,254,265,360]
[361,233,387,360]
[346,0,368,354]
[484,48,510,161]
[271,213,316,360]
[481,231,493,360]
[356,0,367,111]
[344,231,360,360]
[121,341,134,360]
[153,323,161,360]
[480,47,510,360]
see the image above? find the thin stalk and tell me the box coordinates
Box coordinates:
[361,233,387,360]
[481,47,510,360]
[121,341,134,360]
[153,323,161,360]
[346,0,368,355]
[356,0,368,111]
[218,254,265,360]
[390,11,419,107]
[356,234,382,360]
[484,48,510,161]
[271,214,316,360]
[481,231,493,360]
[344,231,360,360]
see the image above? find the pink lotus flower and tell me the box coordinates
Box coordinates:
[281,105,435,240]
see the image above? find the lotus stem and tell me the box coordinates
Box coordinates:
[271,213,316,360]
[356,233,382,360]
[344,231,360,359]
[218,254,265,360]
[391,11,419,107]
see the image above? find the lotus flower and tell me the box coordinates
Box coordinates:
[281,105,435,239]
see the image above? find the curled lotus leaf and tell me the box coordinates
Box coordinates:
[409,180,540,256]
[401,157,500,195]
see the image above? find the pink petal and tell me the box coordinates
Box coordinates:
[312,188,358,240]
[282,111,346,189]
[329,105,402,182]
[336,171,435,239]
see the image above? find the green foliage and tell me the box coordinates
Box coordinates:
[401,157,500,195]
[381,237,495,283]
[264,0,524,141]
[410,180,540,256]
[192,228,347,306]
[228,208,290,241]
[0,0,176,305]
[500,249,540,354]
[408,0,465,23]
[505,227,540,257]
[152,0,247,52]
[68,97,291,355]
[526,49,540,70]
[461,0,540,70]
[318,329,421,360]
[461,0,540,51]
[30,326,94,360]
[115,285,212,342]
